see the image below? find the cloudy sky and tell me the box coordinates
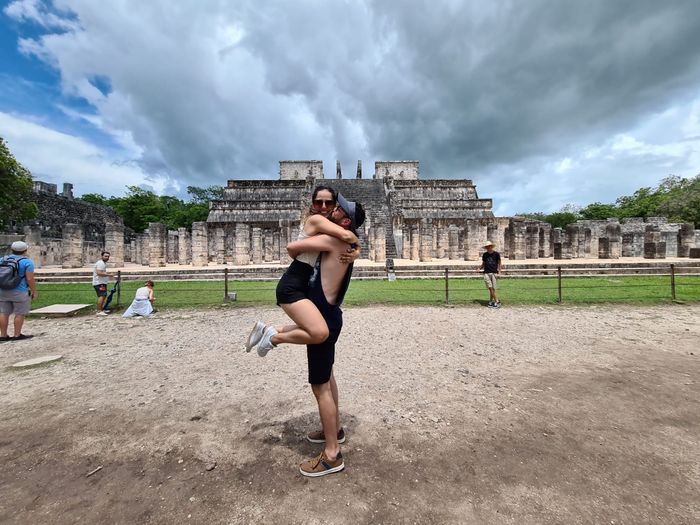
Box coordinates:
[2,0,700,215]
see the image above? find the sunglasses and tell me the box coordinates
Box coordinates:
[312,199,336,207]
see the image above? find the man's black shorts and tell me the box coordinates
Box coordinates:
[306,268,343,385]
[93,284,108,297]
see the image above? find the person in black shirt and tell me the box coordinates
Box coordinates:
[478,241,503,308]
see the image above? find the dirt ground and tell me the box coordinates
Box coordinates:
[1,304,698,525]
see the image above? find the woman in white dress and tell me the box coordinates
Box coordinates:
[122,280,155,318]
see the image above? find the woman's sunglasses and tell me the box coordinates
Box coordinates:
[312,199,336,207]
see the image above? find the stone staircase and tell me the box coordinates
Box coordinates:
[316,179,398,259]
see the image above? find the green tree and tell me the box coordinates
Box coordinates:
[579,202,619,220]
[0,137,38,230]
[656,174,700,227]
[79,193,109,206]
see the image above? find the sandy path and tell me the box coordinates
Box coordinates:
[1,304,698,524]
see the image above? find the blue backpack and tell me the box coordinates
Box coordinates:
[0,256,27,290]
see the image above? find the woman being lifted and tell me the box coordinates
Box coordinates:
[245,186,360,356]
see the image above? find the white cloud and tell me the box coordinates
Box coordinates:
[0,111,173,197]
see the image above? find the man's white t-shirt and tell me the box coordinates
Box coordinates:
[92,260,109,285]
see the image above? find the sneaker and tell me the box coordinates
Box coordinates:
[494,301,501,308]
[299,451,344,478]
[245,321,266,352]
[257,326,278,357]
[13,334,34,340]
[0,335,12,342]
[487,301,495,308]
[307,428,346,444]
[96,311,109,316]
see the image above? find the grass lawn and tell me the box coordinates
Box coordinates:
[32,275,700,311]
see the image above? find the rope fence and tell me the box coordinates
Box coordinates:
[33,264,700,309]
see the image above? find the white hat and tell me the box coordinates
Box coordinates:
[483,241,495,248]
[11,241,28,252]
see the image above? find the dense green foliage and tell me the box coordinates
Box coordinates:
[519,174,700,228]
[79,185,223,232]
[0,137,38,230]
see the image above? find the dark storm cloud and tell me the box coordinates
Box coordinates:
[6,0,700,210]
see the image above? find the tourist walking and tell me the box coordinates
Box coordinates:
[0,241,37,341]
[93,251,111,315]
[478,241,503,308]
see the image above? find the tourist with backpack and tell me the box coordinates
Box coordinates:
[0,241,37,342]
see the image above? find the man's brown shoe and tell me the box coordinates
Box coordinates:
[306,427,346,444]
[299,451,344,477]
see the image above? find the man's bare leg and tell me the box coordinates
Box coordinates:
[13,314,25,337]
[329,370,341,431]
[311,381,340,460]
[0,314,9,338]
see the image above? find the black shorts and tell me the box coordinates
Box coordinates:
[276,260,314,305]
[93,284,108,297]
[306,267,343,385]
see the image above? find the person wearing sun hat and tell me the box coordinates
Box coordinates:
[0,241,37,341]
[478,240,502,308]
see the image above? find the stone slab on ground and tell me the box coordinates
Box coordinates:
[30,304,92,315]
[11,355,63,368]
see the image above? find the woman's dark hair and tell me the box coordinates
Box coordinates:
[145,280,154,287]
[311,185,337,201]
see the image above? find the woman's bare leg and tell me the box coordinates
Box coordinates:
[272,299,329,346]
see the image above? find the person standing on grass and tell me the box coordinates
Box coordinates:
[93,251,111,316]
[0,241,37,341]
[478,241,502,308]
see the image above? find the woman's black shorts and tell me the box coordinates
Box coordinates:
[276,259,314,305]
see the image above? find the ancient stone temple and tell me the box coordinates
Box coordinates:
[201,160,505,265]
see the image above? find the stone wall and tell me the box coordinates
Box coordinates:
[279,160,324,180]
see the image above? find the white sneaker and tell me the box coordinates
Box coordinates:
[96,311,109,316]
[257,326,278,357]
[245,321,266,352]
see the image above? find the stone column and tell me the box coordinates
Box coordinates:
[278,220,291,265]
[401,224,411,259]
[644,227,666,259]
[148,222,167,267]
[213,226,225,264]
[525,223,539,259]
[678,223,695,257]
[251,226,263,264]
[621,233,635,257]
[178,228,191,265]
[264,228,274,262]
[166,230,178,264]
[508,218,527,260]
[409,223,420,261]
[606,223,621,259]
[375,224,386,262]
[61,223,84,268]
[661,228,679,258]
[419,219,433,262]
[191,221,209,266]
[105,223,125,267]
[538,224,551,258]
[23,225,42,268]
[553,242,563,259]
[464,219,487,261]
[437,223,449,259]
[235,223,251,265]
[448,226,460,260]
